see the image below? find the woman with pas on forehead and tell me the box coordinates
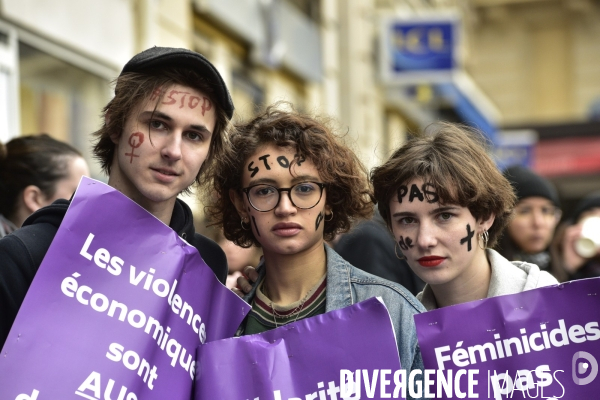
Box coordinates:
[370,122,558,311]
[205,104,425,391]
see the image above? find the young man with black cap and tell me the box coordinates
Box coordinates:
[0,47,234,346]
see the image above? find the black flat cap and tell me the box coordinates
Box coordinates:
[121,47,234,119]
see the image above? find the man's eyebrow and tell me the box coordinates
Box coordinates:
[140,110,172,121]
[139,111,211,133]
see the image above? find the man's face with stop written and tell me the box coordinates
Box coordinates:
[108,84,216,213]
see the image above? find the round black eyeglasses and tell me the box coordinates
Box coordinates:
[241,182,326,212]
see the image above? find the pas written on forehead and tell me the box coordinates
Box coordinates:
[395,179,463,207]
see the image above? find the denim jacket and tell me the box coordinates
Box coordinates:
[239,245,426,399]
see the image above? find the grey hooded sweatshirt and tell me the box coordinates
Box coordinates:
[417,248,559,311]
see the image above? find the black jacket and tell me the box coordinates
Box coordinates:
[0,198,227,346]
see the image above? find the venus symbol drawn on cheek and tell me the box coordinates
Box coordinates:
[125,132,144,163]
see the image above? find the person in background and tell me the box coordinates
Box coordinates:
[205,104,424,396]
[334,206,425,295]
[495,165,562,272]
[0,134,89,237]
[217,234,262,289]
[551,192,600,280]
[370,123,558,311]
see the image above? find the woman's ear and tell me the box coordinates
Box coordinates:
[22,185,47,213]
[324,204,333,219]
[229,189,249,221]
[478,213,496,233]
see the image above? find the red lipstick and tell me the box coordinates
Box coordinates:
[417,256,445,267]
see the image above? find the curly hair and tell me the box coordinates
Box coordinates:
[204,103,374,247]
[371,122,516,248]
[93,67,230,187]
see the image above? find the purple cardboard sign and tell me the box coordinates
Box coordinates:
[415,278,600,399]
[0,177,250,400]
[195,297,402,400]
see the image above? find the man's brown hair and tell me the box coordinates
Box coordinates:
[205,103,374,247]
[371,122,515,247]
[93,67,230,187]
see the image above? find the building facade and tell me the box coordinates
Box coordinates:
[1,0,599,212]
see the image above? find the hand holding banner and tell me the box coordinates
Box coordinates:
[0,177,251,400]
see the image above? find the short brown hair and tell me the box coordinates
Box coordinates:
[93,68,230,187]
[205,103,374,247]
[371,122,515,247]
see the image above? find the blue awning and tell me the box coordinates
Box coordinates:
[436,82,498,143]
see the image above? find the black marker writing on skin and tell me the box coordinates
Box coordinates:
[397,185,408,203]
[277,156,289,168]
[248,161,259,178]
[251,216,261,237]
[460,224,475,252]
[315,213,324,231]
[398,236,414,251]
[258,154,271,170]
[294,154,305,166]
[409,184,424,202]
[422,183,439,203]
[398,183,439,204]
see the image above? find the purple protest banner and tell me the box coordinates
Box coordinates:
[415,278,600,399]
[0,177,250,400]
[195,297,403,400]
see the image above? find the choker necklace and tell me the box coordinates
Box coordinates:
[263,280,317,328]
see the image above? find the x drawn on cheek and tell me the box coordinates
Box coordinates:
[315,213,324,231]
[460,224,475,252]
[125,132,144,163]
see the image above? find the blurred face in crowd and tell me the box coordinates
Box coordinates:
[388,178,494,287]
[507,197,561,254]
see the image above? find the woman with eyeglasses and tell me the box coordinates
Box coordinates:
[370,123,558,311]
[205,104,425,386]
[495,165,562,273]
